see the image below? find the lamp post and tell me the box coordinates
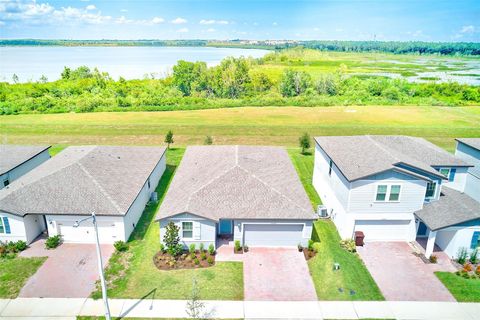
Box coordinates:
[74,212,111,320]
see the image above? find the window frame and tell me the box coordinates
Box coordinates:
[182,221,193,239]
[328,159,333,176]
[389,184,402,201]
[374,184,402,203]
[0,216,10,234]
[3,179,9,187]
[375,184,388,202]
[425,181,437,199]
[0,217,4,234]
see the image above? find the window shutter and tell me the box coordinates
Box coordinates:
[193,221,201,240]
[449,168,456,182]
[471,231,480,249]
[3,217,11,234]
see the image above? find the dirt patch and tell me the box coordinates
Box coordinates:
[153,251,215,270]
[302,249,316,261]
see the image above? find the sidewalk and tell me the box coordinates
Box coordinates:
[0,298,479,319]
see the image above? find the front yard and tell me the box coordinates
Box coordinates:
[0,257,46,298]
[436,272,480,302]
[92,148,244,300]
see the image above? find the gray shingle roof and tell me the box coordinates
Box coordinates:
[0,145,51,176]
[157,146,315,221]
[0,146,166,217]
[314,135,469,182]
[415,187,480,231]
[456,138,480,151]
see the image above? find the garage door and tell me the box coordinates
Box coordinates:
[244,224,304,247]
[57,220,118,243]
[354,220,411,241]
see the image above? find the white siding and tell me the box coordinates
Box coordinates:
[464,174,480,203]
[123,154,166,240]
[441,167,468,192]
[159,213,217,249]
[0,149,50,189]
[436,226,480,258]
[233,219,313,247]
[23,214,46,243]
[0,212,28,243]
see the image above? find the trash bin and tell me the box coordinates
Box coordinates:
[354,231,365,246]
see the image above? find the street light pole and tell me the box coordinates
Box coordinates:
[74,212,111,320]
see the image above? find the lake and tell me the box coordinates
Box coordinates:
[0,46,270,83]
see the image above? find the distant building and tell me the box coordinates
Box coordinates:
[455,138,480,202]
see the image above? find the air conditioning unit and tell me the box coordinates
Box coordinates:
[317,205,328,218]
[150,192,158,202]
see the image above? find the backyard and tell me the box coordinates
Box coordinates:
[0,257,46,298]
[92,148,244,300]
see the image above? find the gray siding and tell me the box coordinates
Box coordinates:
[0,149,50,189]
[159,213,216,249]
[456,142,480,202]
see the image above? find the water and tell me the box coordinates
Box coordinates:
[0,46,270,83]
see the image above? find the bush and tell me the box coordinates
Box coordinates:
[114,240,128,252]
[159,243,166,253]
[457,247,468,265]
[201,252,207,260]
[164,222,181,256]
[470,248,478,264]
[199,243,205,252]
[429,255,438,263]
[476,265,480,276]
[204,136,213,145]
[15,240,28,252]
[234,240,241,252]
[307,239,314,251]
[207,256,214,265]
[194,258,200,265]
[208,244,215,255]
[45,235,61,249]
[189,243,196,254]
[340,239,356,253]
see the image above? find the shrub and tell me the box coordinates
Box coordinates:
[457,247,468,265]
[201,252,207,260]
[429,255,438,264]
[190,252,196,259]
[463,263,473,272]
[114,240,128,252]
[475,265,480,276]
[207,256,214,265]
[208,244,215,255]
[189,244,196,254]
[199,243,205,252]
[340,239,356,253]
[204,136,213,145]
[234,240,241,252]
[164,222,181,256]
[159,243,166,253]
[15,240,28,252]
[308,239,314,251]
[45,235,61,249]
[470,248,478,264]
[194,258,200,265]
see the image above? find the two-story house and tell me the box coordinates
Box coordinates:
[313,135,480,259]
[455,138,480,202]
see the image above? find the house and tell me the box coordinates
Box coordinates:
[313,135,479,258]
[0,146,166,244]
[0,145,51,189]
[156,146,316,248]
[455,138,480,202]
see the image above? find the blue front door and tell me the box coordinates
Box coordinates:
[219,219,233,234]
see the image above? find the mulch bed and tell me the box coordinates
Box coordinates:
[302,248,316,260]
[153,251,215,270]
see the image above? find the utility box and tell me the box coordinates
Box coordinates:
[354,231,365,246]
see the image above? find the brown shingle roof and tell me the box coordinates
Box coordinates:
[157,146,315,221]
[0,146,166,217]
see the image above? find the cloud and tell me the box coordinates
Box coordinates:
[120,9,127,12]
[272,22,277,26]
[85,5,96,11]
[177,27,189,33]
[453,25,477,39]
[199,19,228,25]
[171,17,187,24]
[206,28,215,32]
[460,25,475,34]
[151,16,164,24]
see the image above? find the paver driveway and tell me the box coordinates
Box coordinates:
[243,247,317,301]
[19,238,114,298]
[357,242,456,301]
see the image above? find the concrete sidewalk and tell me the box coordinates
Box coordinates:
[1,298,479,319]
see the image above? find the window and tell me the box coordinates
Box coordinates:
[0,217,11,234]
[376,185,387,201]
[471,232,480,249]
[328,160,333,176]
[425,182,436,198]
[147,179,151,189]
[439,168,450,177]
[3,179,9,187]
[438,168,456,182]
[389,185,401,201]
[182,222,193,239]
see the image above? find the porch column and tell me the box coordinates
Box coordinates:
[425,230,437,259]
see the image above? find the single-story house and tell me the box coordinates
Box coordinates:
[0,145,51,189]
[455,138,480,202]
[0,146,166,244]
[313,135,479,258]
[156,145,316,248]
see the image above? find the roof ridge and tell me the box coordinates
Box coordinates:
[236,165,310,214]
[76,160,123,214]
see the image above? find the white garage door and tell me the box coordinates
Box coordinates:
[354,220,411,241]
[244,224,304,247]
[57,220,119,243]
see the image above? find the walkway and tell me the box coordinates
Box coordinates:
[0,298,479,319]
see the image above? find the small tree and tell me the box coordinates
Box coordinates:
[163,221,181,256]
[165,130,174,149]
[204,135,213,145]
[12,74,19,84]
[185,278,205,319]
[299,133,311,154]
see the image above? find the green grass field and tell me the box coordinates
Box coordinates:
[1,106,479,152]
[435,272,480,302]
[0,257,47,298]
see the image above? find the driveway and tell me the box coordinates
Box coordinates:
[242,247,317,301]
[357,242,456,301]
[19,238,114,298]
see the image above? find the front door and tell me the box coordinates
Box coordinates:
[219,219,233,234]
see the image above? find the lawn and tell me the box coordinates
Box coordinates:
[435,272,480,302]
[92,148,244,301]
[287,148,383,301]
[2,106,479,152]
[308,221,384,301]
[0,257,47,298]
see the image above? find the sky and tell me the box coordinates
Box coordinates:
[0,0,479,42]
